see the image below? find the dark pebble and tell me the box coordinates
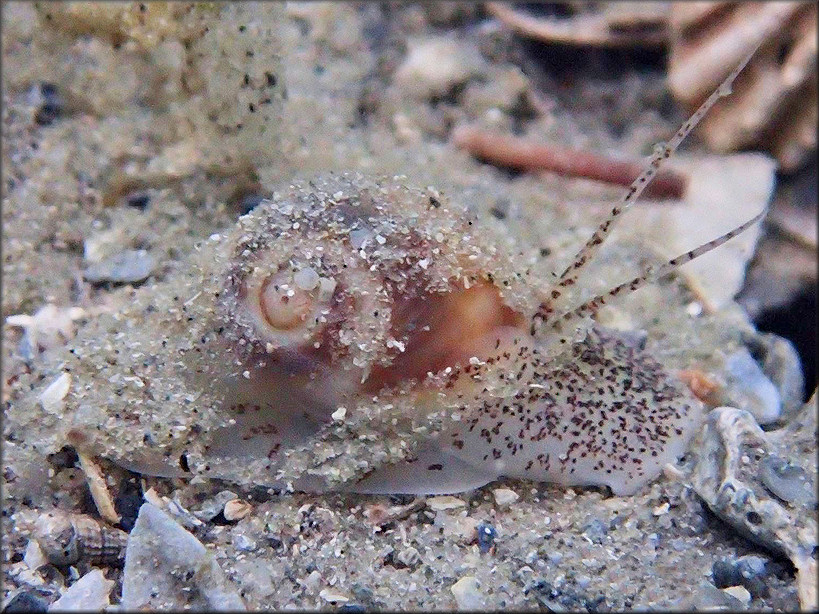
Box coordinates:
[476,522,497,553]
[34,82,63,127]
[525,579,608,612]
[125,192,151,210]
[237,194,265,216]
[338,605,367,612]
[2,591,48,613]
[759,455,814,507]
[349,583,377,607]
[711,555,770,598]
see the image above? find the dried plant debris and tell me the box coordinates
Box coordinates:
[668,1,818,172]
[486,2,670,48]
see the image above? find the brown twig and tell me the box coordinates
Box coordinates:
[452,125,688,200]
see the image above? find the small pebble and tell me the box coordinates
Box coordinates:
[38,373,71,416]
[442,515,479,543]
[33,82,63,126]
[675,581,744,610]
[23,540,48,571]
[426,496,466,511]
[122,503,244,610]
[492,488,519,506]
[194,490,238,522]
[576,575,592,589]
[293,267,320,291]
[83,249,155,284]
[223,499,252,522]
[233,534,256,552]
[581,518,608,544]
[652,502,670,516]
[712,555,770,598]
[125,192,151,210]
[759,455,815,507]
[49,568,114,611]
[720,348,782,425]
[450,576,484,610]
[303,570,323,591]
[395,546,421,568]
[3,591,48,613]
[476,523,497,554]
[722,585,752,605]
[319,589,350,604]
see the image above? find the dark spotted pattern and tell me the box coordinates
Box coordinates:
[433,327,699,495]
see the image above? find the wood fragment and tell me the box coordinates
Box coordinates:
[452,125,688,199]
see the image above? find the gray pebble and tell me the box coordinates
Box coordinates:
[3,591,48,612]
[83,249,155,284]
[194,490,239,522]
[233,533,257,552]
[759,455,815,507]
[49,568,113,611]
[395,546,420,568]
[675,580,745,611]
[547,551,563,565]
[745,332,804,419]
[720,348,782,425]
[581,518,608,544]
[122,503,246,610]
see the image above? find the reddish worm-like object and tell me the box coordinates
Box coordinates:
[452,126,688,200]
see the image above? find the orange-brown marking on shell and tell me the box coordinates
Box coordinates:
[365,281,525,392]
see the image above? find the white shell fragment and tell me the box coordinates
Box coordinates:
[38,372,71,415]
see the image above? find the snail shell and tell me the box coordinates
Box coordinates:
[33,509,128,566]
[178,173,543,489]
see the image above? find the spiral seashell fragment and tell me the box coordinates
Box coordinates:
[33,509,128,566]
